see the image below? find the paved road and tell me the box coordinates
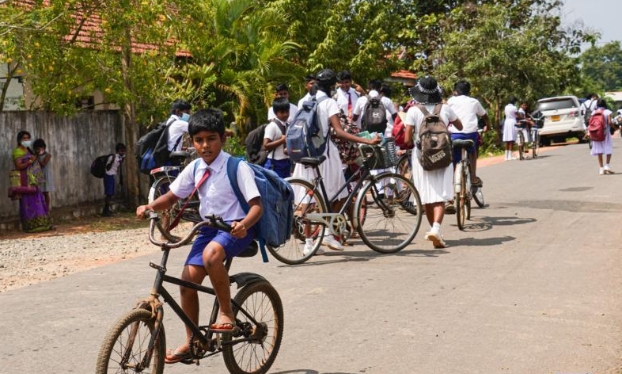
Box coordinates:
[2,139,622,374]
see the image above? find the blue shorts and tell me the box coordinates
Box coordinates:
[103,174,115,196]
[264,158,291,179]
[185,225,257,266]
[451,132,479,165]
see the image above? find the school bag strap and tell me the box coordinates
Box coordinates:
[226,157,269,263]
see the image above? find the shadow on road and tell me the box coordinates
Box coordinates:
[272,370,358,374]
[479,215,537,226]
[446,235,516,247]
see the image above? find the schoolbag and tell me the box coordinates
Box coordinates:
[135,118,177,174]
[286,96,329,163]
[245,120,287,165]
[227,157,294,263]
[392,101,416,149]
[361,95,388,133]
[416,104,453,171]
[90,154,113,178]
[330,112,361,164]
[588,109,606,142]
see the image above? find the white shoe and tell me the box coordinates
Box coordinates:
[424,231,448,249]
[599,168,605,175]
[322,235,344,251]
[303,241,324,256]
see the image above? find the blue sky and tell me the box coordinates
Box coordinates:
[562,0,619,46]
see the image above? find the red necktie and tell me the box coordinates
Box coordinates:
[347,92,353,119]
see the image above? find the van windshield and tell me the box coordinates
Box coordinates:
[536,99,577,111]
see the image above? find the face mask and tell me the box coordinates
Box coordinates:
[180,113,190,122]
[21,140,32,148]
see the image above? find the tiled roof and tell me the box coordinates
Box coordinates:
[9,0,190,57]
[391,70,417,80]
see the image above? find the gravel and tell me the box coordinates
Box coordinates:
[0,227,156,293]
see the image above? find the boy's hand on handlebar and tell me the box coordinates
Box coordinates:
[136,205,151,219]
[230,221,247,238]
[367,134,382,145]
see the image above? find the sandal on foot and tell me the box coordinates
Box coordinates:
[165,347,192,364]
[210,322,239,334]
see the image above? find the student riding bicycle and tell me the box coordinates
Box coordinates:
[136,108,263,364]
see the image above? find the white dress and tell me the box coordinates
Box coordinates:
[502,103,518,142]
[590,109,614,156]
[404,104,458,205]
[291,92,348,202]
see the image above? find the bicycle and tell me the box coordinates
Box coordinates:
[95,213,283,374]
[515,118,540,160]
[269,139,423,265]
[452,139,484,230]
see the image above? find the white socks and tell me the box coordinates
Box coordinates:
[431,222,441,234]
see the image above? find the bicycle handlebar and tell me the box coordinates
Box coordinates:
[147,211,231,248]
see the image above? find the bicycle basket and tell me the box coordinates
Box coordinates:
[359,137,398,169]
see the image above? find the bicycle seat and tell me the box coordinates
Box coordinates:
[170,151,191,159]
[298,155,326,167]
[452,139,474,149]
[238,241,258,258]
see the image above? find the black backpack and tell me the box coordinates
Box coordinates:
[135,118,176,174]
[90,154,113,178]
[362,96,388,133]
[245,120,286,165]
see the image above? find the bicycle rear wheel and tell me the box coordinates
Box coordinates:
[517,130,525,160]
[267,178,326,265]
[532,130,539,159]
[223,280,284,374]
[95,308,165,374]
[354,173,422,253]
[455,163,470,230]
[396,153,412,182]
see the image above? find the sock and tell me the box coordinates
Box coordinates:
[431,222,441,234]
[504,150,509,159]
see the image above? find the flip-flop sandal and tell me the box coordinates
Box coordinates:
[209,322,239,334]
[164,347,192,364]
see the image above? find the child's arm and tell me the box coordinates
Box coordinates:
[330,114,381,145]
[39,153,51,167]
[262,135,286,151]
[230,197,262,239]
[136,191,180,219]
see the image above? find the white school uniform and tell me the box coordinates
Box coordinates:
[291,91,347,201]
[267,103,298,123]
[169,152,260,222]
[167,115,189,152]
[352,90,397,136]
[404,104,459,205]
[263,119,288,160]
[502,103,518,142]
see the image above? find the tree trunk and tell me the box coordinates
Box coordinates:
[121,28,140,207]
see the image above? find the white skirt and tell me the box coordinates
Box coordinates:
[292,141,348,203]
[503,118,517,142]
[410,150,453,205]
[591,127,614,155]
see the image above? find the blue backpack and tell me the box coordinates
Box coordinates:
[286,96,329,162]
[227,157,294,262]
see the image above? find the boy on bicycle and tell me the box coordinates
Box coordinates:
[136,108,263,364]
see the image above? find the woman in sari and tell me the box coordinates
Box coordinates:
[12,130,53,233]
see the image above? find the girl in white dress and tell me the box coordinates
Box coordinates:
[502,97,519,160]
[403,76,463,249]
[590,99,615,175]
[291,69,380,255]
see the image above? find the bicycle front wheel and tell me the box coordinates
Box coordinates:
[517,131,525,160]
[455,163,469,230]
[354,173,422,253]
[95,308,165,374]
[472,186,485,208]
[395,153,412,182]
[267,178,326,265]
[532,131,539,159]
[223,280,284,374]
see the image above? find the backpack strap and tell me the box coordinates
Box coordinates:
[226,157,269,263]
[168,160,210,231]
[432,103,443,116]
[415,104,430,116]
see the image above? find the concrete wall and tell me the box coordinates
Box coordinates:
[0,111,127,219]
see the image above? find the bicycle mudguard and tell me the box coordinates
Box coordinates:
[229,272,268,289]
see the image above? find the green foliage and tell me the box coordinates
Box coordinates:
[578,41,622,92]
[223,133,246,158]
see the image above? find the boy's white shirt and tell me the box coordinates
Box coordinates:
[263,119,288,160]
[105,154,123,176]
[169,152,260,222]
[167,114,189,152]
[267,103,298,123]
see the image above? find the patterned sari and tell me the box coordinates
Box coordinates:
[12,147,52,233]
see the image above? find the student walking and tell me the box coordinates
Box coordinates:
[136,108,263,364]
[263,98,291,178]
[166,99,192,158]
[102,143,126,217]
[502,97,519,161]
[590,99,615,175]
[402,76,463,249]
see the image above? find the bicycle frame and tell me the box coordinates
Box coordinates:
[303,161,394,235]
[138,247,267,366]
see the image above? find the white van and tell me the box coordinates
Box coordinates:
[534,95,586,146]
